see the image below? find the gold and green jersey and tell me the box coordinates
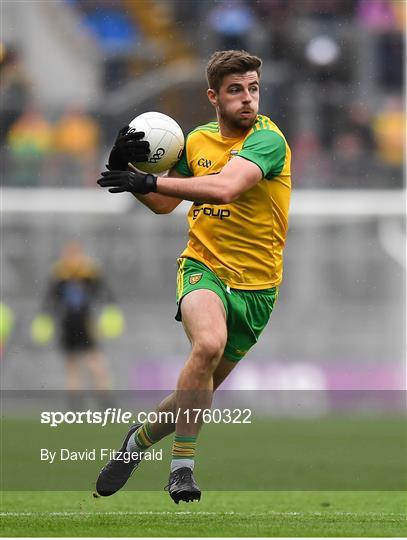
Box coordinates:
[174,114,291,290]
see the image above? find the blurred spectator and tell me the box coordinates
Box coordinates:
[329,128,404,189]
[330,132,373,188]
[31,241,124,402]
[291,0,356,19]
[343,102,376,152]
[53,107,100,186]
[207,1,256,51]
[68,0,138,91]
[356,0,397,30]
[291,131,331,188]
[5,105,53,186]
[372,95,404,168]
[328,93,404,188]
[356,0,404,90]
[1,0,404,190]
[376,31,403,90]
[253,0,292,62]
[390,0,407,32]
[0,44,32,145]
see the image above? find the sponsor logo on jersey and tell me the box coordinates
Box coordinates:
[192,206,231,220]
[197,157,212,168]
[189,273,203,285]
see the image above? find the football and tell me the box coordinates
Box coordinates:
[128,111,184,173]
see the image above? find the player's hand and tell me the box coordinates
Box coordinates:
[97,170,157,194]
[108,126,150,170]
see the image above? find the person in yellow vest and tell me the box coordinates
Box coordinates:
[95,50,291,503]
[31,241,124,396]
[53,107,100,186]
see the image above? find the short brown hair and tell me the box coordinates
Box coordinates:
[206,50,262,93]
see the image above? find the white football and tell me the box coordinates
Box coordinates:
[128,111,184,173]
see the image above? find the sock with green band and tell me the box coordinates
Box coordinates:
[171,434,197,471]
[134,422,155,449]
[126,422,156,453]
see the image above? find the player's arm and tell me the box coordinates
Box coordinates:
[152,128,287,203]
[97,157,262,204]
[156,129,288,203]
[156,157,261,204]
[131,166,185,214]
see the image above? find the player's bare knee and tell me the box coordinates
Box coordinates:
[192,334,226,365]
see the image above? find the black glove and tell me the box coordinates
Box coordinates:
[97,170,157,194]
[108,126,150,170]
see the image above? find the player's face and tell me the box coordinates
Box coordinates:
[208,71,260,134]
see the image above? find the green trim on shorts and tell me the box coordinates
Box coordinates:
[175,257,278,362]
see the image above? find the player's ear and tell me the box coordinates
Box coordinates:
[207,88,217,107]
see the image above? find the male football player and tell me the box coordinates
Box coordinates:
[96,50,291,503]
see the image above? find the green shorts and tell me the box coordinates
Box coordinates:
[175,257,278,362]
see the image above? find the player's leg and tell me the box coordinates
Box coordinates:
[213,355,238,389]
[143,355,238,442]
[84,348,111,390]
[176,288,227,408]
[143,258,230,446]
[166,288,227,503]
[65,353,81,391]
[64,352,86,410]
[166,286,279,502]
[174,287,227,435]
[96,258,232,498]
[95,355,235,498]
[84,348,115,409]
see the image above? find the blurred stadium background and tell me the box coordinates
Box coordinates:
[1,0,405,396]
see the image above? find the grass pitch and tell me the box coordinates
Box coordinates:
[1,490,406,537]
[3,416,405,491]
[1,415,406,536]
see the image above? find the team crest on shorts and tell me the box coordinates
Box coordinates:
[189,273,203,285]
